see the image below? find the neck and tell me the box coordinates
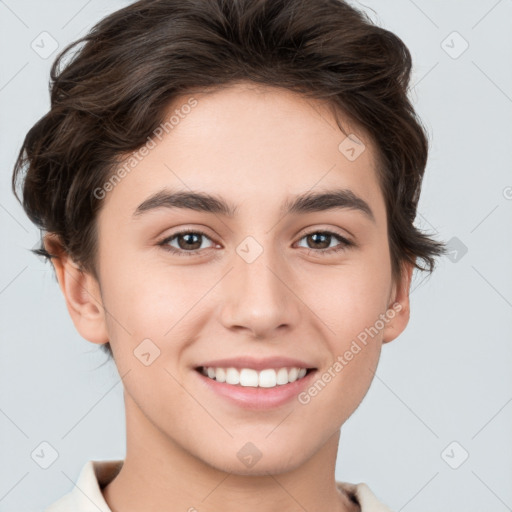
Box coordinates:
[102,393,359,512]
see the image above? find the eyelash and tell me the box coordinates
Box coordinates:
[157,228,355,257]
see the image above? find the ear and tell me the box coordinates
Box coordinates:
[382,261,414,344]
[44,234,109,345]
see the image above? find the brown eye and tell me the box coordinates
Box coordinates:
[176,232,203,250]
[305,232,332,249]
[159,230,215,256]
[296,230,354,256]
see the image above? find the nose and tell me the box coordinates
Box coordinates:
[219,242,301,340]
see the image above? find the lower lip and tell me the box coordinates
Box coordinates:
[195,369,317,410]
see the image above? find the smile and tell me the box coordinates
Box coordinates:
[198,366,309,388]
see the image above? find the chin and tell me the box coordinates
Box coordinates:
[195,440,312,477]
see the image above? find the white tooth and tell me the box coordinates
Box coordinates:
[206,366,307,387]
[239,368,259,387]
[276,367,289,385]
[288,367,299,382]
[215,367,226,383]
[226,367,240,385]
[259,369,277,388]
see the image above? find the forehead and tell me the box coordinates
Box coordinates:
[100,82,386,224]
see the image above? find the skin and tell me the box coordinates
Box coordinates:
[47,81,413,512]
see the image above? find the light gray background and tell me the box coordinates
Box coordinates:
[1,1,511,511]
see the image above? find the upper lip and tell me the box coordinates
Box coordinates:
[196,356,316,371]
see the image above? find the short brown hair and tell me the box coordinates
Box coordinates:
[12,0,446,360]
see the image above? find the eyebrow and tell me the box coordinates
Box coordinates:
[133,188,375,223]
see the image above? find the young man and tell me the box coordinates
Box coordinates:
[12,0,445,510]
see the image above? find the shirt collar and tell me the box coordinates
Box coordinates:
[45,460,122,512]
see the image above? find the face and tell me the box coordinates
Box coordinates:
[57,82,412,476]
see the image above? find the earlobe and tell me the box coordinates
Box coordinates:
[44,234,109,345]
[382,262,414,344]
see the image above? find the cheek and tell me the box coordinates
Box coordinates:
[99,256,177,342]
[329,253,392,393]
[100,256,216,364]
[315,257,392,342]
